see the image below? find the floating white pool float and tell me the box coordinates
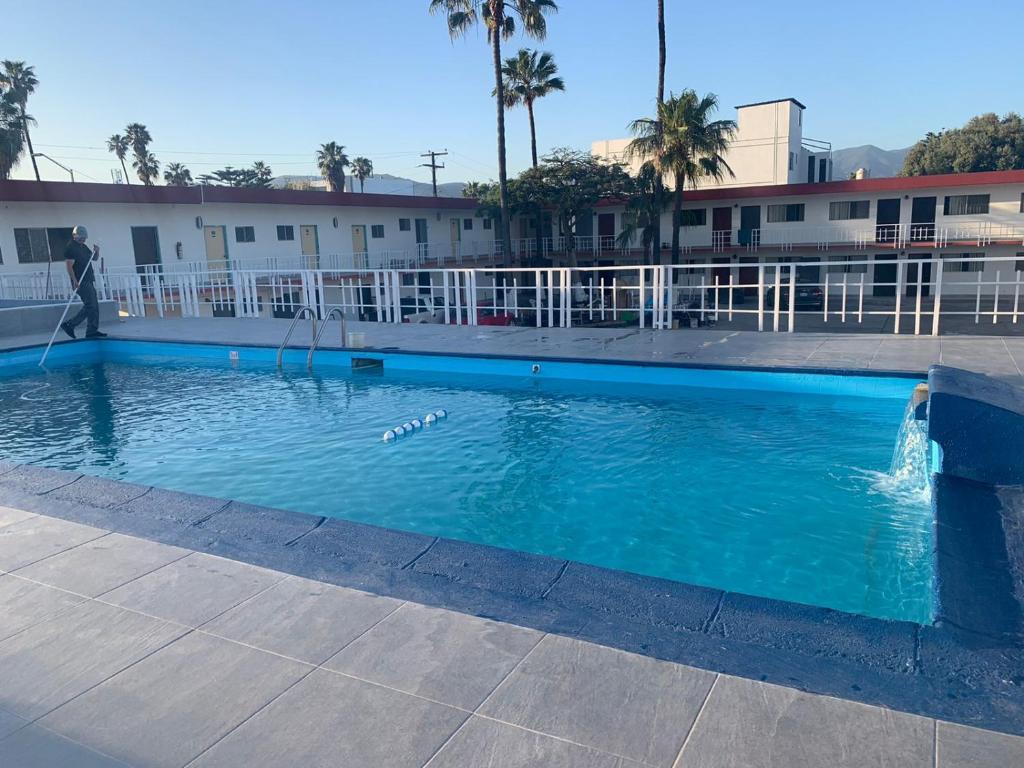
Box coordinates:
[382,429,397,442]
[410,418,423,429]
[424,413,436,425]
[393,425,406,437]
[435,409,447,419]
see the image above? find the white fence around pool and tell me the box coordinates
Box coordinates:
[2,254,1023,336]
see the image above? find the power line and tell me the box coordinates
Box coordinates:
[35,143,422,159]
[419,149,448,197]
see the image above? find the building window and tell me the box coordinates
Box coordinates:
[943,194,989,216]
[399,218,411,231]
[826,256,867,274]
[767,204,804,223]
[1020,193,1024,213]
[1016,252,1024,272]
[678,208,707,227]
[942,252,985,273]
[483,218,493,230]
[371,224,384,239]
[14,228,48,263]
[828,200,870,220]
[788,152,795,171]
[463,218,473,230]
[276,225,294,241]
[235,226,255,243]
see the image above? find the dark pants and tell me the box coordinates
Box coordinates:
[67,280,99,334]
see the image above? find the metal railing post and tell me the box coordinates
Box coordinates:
[757,264,765,332]
[787,264,796,333]
[931,260,943,336]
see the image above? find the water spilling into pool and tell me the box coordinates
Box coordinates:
[0,346,934,622]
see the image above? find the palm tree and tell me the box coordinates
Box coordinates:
[163,162,192,186]
[351,156,373,192]
[429,0,558,264]
[106,134,131,184]
[0,61,40,181]
[133,150,160,185]
[0,89,25,181]
[618,161,672,265]
[627,90,736,263]
[316,142,349,191]
[497,49,564,168]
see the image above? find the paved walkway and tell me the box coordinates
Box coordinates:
[1,507,1021,768]
[4,316,1024,383]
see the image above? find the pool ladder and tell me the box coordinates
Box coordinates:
[276,305,347,370]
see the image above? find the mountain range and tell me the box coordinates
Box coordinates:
[830,145,911,179]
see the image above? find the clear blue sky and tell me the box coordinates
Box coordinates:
[6,0,1022,186]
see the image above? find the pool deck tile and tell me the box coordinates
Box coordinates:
[0,724,132,767]
[479,633,717,766]
[189,668,469,768]
[13,532,190,598]
[0,505,36,529]
[39,631,311,768]
[100,551,286,627]
[0,515,107,572]
[0,599,186,720]
[709,592,917,673]
[936,721,1024,767]
[195,500,325,550]
[427,716,646,767]
[119,485,229,527]
[0,575,86,642]
[409,538,568,599]
[325,602,543,710]
[676,674,935,768]
[0,708,26,740]
[290,515,436,570]
[201,575,403,665]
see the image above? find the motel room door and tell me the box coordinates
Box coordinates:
[738,257,759,296]
[874,254,897,297]
[876,198,901,243]
[203,225,228,271]
[351,225,367,268]
[131,226,161,272]
[449,218,461,261]
[911,197,937,242]
[300,225,319,268]
[597,212,615,250]
[906,254,932,298]
[712,207,732,248]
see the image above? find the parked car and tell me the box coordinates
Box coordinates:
[765,282,824,311]
[401,297,445,323]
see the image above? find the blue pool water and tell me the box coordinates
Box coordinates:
[0,342,933,622]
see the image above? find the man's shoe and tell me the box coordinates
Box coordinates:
[60,322,76,339]
[85,330,108,338]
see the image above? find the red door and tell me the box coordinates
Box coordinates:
[712,207,732,248]
[597,212,615,250]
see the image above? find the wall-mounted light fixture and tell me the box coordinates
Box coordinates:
[195,216,203,229]
[332,217,339,228]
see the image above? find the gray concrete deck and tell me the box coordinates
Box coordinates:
[4,316,1023,384]
[1,507,1021,768]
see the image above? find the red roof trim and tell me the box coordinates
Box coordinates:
[0,180,478,210]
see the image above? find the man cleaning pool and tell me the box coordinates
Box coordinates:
[60,225,107,339]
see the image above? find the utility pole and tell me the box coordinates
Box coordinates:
[420,149,448,197]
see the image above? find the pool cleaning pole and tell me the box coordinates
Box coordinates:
[38,251,97,368]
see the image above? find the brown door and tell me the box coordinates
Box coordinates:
[739,257,758,296]
[712,207,732,248]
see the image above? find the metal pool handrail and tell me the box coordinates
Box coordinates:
[276,305,317,368]
[307,307,347,370]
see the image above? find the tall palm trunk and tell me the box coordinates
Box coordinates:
[526,99,538,168]
[671,176,683,264]
[119,156,130,184]
[490,7,513,266]
[359,178,365,193]
[20,106,39,181]
[657,0,665,104]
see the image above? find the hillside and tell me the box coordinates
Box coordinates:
[830,145,910,179]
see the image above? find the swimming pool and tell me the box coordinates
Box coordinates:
[0,341,933,623]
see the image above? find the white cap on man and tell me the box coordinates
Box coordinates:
[72,225,88,239]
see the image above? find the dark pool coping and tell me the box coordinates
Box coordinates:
[1,460,1022,735]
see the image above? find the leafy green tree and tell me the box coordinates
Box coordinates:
[163,162,193,186]
[518,148,632,265]
[902,113,1024,176]
[197,162,273,188]
[618,162,672,264]
[316,142,349,191]
[497,48,564,167]
[627,90,736,262]
[106,134,131,184]
[0,87,26,181]
[0,61,39,180]
[351,156,373,192]
[429,0,558,265]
